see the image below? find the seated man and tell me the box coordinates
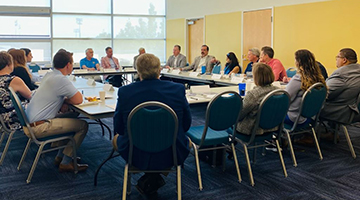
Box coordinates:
[182,45,217,73]
[165,45,187,69]
[80,48,100,71]
[133,47,145,69]
[320,48,360,125]
[25,49,89,172]
[101,47,121,70]
[260,46,287,81]
[113,53,191,195]
[101,47,122,86]
[244,48,260,74]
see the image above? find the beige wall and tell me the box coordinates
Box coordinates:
[166,18,186,62]
[167,0,360,74]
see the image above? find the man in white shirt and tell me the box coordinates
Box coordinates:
[182,45,217,73]
[165,45,187,69]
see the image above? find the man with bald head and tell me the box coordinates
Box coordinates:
[321,48,360,123]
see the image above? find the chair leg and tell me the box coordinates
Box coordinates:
[243,144,254,186]
[192,142,203,191]
[94,149,117,186]
[26,144,45,184]
[342,125,356,159]
[311,128,323,160]
[286,131,297,167]
[222,148,226,172]
[177,165,182,200]
[18,138,32,170]
[0,130,15,165]
[231,143,241,183]
[127,173,131,195]
[122,164,129,200]
[275,140,287,177]
[0,129,6,149]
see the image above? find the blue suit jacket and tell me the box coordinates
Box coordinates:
[114,79,191,170]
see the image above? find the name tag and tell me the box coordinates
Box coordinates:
[73,69,88,74]
[190,85,210,94]
[103,84,114,91]
[231,76,244,83]
[87,79,96,86]
[68,75,76,81]
[103,68,117,72]
[161,68,169,73]
[189,72,200,77]
[211,74,222,80]
[171,69,181,74]
[38,70,50,76]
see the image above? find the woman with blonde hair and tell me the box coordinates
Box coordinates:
[8,49,36,90]
[236,63,279,135]
[285,49,326,126]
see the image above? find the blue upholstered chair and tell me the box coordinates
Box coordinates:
[286,67,297,78]
[212,65,221,74]
[319,92,360,159]
[9,87,77,184]
[283,83,327,167]
[234,89,290,186]
[186,91,243,190]
[120,101,181,199]
[29,64,41,73]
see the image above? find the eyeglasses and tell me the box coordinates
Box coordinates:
[335,55,345,59]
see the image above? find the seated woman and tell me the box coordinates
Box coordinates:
[8,49,36,91]
[285,49,326,126]
[224,52,241,75]
[0,51,32,130]
[236,63,278,135]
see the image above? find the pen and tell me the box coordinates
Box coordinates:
[190,97,199,100]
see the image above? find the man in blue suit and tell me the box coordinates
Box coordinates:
[113,53,192,195]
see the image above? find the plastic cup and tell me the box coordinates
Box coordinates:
[99,91,106,102]
[238,83,246,96]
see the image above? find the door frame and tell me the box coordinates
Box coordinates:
[241,7,274,63]
[185,16,205,63]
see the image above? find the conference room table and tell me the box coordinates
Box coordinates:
[72,69,137,77]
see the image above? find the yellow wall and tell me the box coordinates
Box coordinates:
[167,0,360,74]
[274,0,360,74]
[166,18,186,61]
[205,12,242,70]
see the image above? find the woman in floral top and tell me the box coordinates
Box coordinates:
[0,51,31,130]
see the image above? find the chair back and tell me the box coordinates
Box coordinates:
[212,65,221,74]
[127,101,179,166]
[8,87,39,143]
[290,82,327,130]
[348,92,360,123]
[286,67,297,78]
[247,89,290,144]
[200,91,242,146]
[29,65,41,73]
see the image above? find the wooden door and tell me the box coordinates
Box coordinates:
[242,9,272,67]
[188,18,204,64]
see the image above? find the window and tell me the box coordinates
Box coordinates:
[0,16,50,38]
[114,17,165,39]
[52,0,111,14]
[113,0,165,15]
[53,15,111,38]
[53,40,111,62]
[0,0,49,7]
[0,0,166,64]
[0,41,51,62]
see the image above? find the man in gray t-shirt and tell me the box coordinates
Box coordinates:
[25,49,89,173]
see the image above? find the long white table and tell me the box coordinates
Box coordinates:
[72,69,137,76]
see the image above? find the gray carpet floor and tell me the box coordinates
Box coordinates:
[1,103,360,199]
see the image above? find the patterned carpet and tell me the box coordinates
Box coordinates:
[1,103,360,200]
